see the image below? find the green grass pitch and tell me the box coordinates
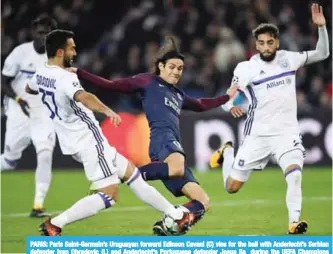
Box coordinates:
[1,167,332,253]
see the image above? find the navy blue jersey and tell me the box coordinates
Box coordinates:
[77,70,230,160]
[141,75,184,143]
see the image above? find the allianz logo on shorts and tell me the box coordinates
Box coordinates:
[266,77,292,89]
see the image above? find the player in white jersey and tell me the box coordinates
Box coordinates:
[210,4,330,234]
[26,29,192,236]
[1,14,58,217]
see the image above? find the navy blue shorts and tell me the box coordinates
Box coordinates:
[150,140,199,197]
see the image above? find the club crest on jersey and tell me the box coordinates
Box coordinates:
[72,81,81,88]
[232,76,239,85]
[277,58,290,69]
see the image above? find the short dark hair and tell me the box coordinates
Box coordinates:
[45,29,74,58]
[32,13,57,30]
[152,35,184,75]
[252,23,279,39]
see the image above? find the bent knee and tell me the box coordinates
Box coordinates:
[165,153,185,177]
[225,178,244,194]
[168,163,185,177]
[226,186,240,194]
[98,185,119,202]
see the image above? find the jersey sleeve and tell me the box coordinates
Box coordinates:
[77,69,152,93]
[286,51,308,70]
[231,62,253,91]
[63,75,85,100]
[2,46,21,77]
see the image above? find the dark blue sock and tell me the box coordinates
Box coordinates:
[183,200,205,222]
[138,162,169,181]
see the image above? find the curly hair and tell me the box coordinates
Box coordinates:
[252,23,279,39]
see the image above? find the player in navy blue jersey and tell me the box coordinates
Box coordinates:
[68,36,238,235]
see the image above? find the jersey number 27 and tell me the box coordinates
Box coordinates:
[39,88,62,120]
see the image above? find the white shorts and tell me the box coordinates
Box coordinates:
[230,134,306,182]
[73,141,129,189]
[3,100,56,160]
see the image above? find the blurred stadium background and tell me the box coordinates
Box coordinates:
[1,0,332,169]
[0,0,332,250]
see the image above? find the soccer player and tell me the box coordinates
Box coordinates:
[66,36,238,235]
[1,14,58,217]
[210,3,330,234]
[26,29,192,236]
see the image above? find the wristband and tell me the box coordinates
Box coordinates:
[222,100,234,112]
[15,96,21,103]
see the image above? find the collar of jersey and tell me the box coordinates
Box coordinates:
[155,75,182,94]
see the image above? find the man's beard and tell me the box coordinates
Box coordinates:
[63,58,72,68]
[259,51,276,62]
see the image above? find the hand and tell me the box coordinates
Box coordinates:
[312,3,326,27]
[230,106,245,118]
[17,98,30,117]
[105,109,122,127]
[66,67,78,73]
[226,85,239,99]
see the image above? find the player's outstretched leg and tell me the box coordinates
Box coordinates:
[153,168,208,236]
[139,151,186,181]
[284,165,307,234]
[123,162,192,234]
[39,187,118,236]
[277,144,307,234]
[30,149,53,218]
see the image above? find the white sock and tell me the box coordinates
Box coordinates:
[126,169,183,220]
[51,192,114,228]
[0,154,17,171]
[222,147,234,188]
[33,150,53,209]
[285,169,302,224]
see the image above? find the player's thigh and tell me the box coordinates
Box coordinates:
[83,142,131,190]
[3,114,30,159]
[272,135,305,172]
[158,140,185,176]
[231,136,271,182]
[164,153,185,176]
[160,140,185,162]
[79,142,121,186]
[30,117,56,153]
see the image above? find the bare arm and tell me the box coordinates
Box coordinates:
[2,75,30,116]
[1,75,16,99]
[74,90,121,126]
[25,84,38,95]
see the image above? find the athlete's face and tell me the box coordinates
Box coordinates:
[159,58,184,85]
[63,38,76,67]
[32,24,52,50]
[256,33,279,62]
